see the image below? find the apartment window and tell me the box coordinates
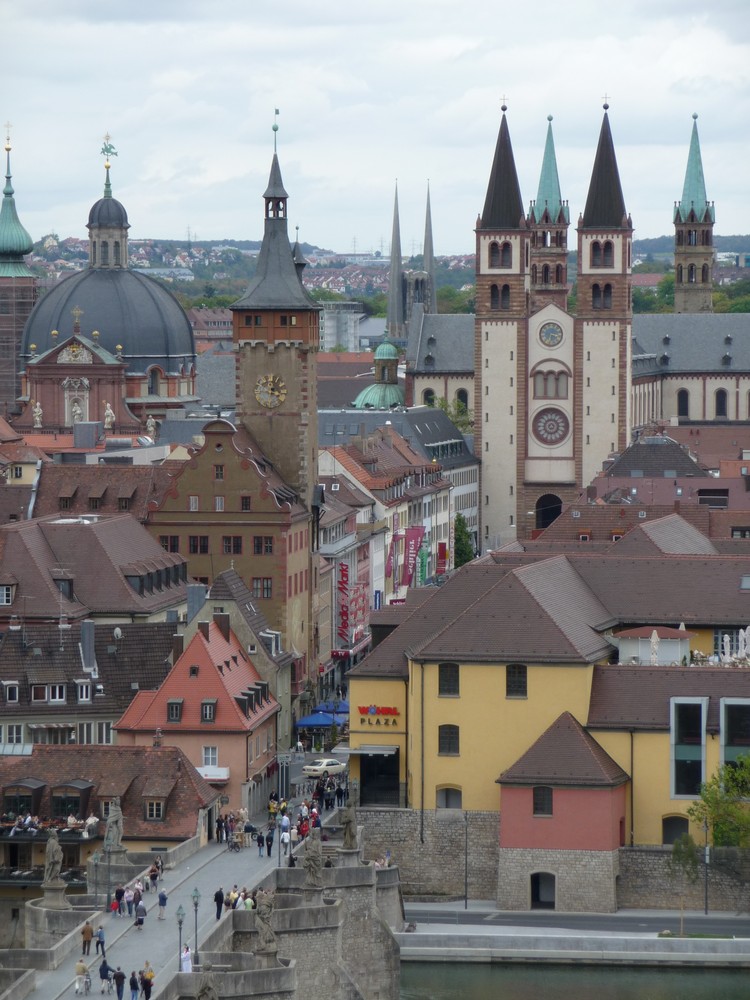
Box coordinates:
[241,496,252,512]
[214,465,224,481]
[49,684,66,703]
[533,786,553,816]
[506,663,527,698]
[89,497,100,511]
[189,536,209,555]
[201,700,217,722]
[252,577,272,599]
[59,497,71,510]
[7,724,22,744]
[159,535,180,553]
[77,722,94,744]
[215,496,225,512]
[671,698,707,796]
[438,724,459,755]
[202,746,218,767]
[189,495,199,512]
[253,535,274,555]
[167,699,183,723]
[438,662,460,697]
[77,682,91,703]
[721,700,750,767]
[118,498,130,511]
[31,685,47,703]
[222,536,242,555]
[97,722,112,744]
[0,586,12,606]
[145,801,164,820]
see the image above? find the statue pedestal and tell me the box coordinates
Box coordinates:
[254,946,279,970]
[336,848,360,868]
[40,878,72,910]
[303,886,324,905]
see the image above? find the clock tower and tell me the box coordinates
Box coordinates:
[231,141,321,507]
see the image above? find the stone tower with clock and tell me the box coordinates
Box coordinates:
[475,106,631,546]
[231,148,321,508]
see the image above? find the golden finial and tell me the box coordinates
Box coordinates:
[101,132,117,169]
[3,121,11,153]
[92,330,99,340]
[71,305,83,324]
[51,329,58,339]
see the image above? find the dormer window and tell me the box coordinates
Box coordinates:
[201,699,217,722]
[3,682,19,703]
[167,699,183,722]
[0,585,13,606]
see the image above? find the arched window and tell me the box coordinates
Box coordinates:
[603,284,612,309]
[688,264,696,284]
[500,241,512,268]
[702,264,710,284]
[148,368,161,396]
[500,284,510,311]
[676,230,684,246]
[557,372,568,398]
[555,264,564,284]
[688,230,697,246]
[456,388,468,409]
[603,240,614,266]
[490,284,499,310]
[113,241,121,266]
[542,264,550,284]
[436,787,462,809]
[716,388,727,418]
[533,371,568,399]
[438,724,459,755]
[662,816,689,845]
[531,265,538,284]
[534,373,545,397]
[100,241,109,266]
[423,389,435,407]
[592,283,602,309]
[590,241,602,267]
[702,230,712,247]
[677,265,683,284]
[91,242,97,266]
[677,388,689,418]
[489,241,500,268]
[438,662,459,696]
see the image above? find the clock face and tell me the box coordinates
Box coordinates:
[539,322,563,348]
[532,407,570,445]
[255,373,287,408]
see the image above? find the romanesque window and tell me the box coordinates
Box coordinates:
[555,264,564,284]
[438,724,459,755]
[113,241,121,266]
[702,264,710,284]
[489,241,500,268]
[542,264,550,284]
[590,241,602,267]
[500,284,510,310]
[423,389,435,407]
[101,242,109,266]
[688,264,696,284]
[533,371,568,399]
[603,241,614,266]
[677,265,683,284]
[500,242,512,268]
[688,230,697,246]
[592,283,602,309]
[716,388,728,419]
[603,284,612,309]
[677,389,689,418]
[490,284,499,310]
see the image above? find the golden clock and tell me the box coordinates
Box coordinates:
[255,373,287,408]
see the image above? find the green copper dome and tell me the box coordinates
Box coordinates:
[353,382,404,410]
[374,341,399,361]
[0,141,34,276]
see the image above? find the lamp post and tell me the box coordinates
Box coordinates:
[191,887,201,966]
[703,818,710,915]
[105,845,112,912]
[175,904,185,972]
[91,850,100,904]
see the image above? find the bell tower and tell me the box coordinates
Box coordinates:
[674,113,714,313]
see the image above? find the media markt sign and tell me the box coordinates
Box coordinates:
[358,705,400,727]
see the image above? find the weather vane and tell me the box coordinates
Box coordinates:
[101,132,118,164]
[273,108,280,152]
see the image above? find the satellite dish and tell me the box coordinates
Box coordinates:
[113,627,123,641]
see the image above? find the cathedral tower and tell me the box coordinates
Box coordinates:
[674,113,714,313]
[231,137,321,509]
[528,116,569,314]
[0,130,36,415]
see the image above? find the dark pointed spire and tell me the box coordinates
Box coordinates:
[480,105,525,230]
[386,182,404,336]
[0,130,33,266]
[423,182,438,314]
[582,105,627,228]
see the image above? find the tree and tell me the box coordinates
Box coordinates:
[435,397,473,432]
[453,513,474,568]
[688,754,750,847]
[668,833,700,937]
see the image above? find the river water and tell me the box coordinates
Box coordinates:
[400,962,748,998]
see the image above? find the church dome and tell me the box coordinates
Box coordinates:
[87,195,129,230]
[353,382,404,410]
[21,268,195,375]
[374,341,399,361]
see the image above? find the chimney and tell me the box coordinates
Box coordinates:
[673,499,680,513]
[213,612,231,642]
[172,634,184,662]
[80,619,97,674]
[198,621,210,640]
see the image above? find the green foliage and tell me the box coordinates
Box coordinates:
[669,833,700,885]
[434,397,473,432]
[453,513,475,568]
[360,292,387,318]
[310,289,347,303]
[436,286,475,314]
[633,258,672,274]
[688,754,750,847]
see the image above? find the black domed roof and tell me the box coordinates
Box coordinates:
[88,196,129,230]
[21,268,195,375]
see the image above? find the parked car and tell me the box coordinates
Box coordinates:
[301,757,347,778]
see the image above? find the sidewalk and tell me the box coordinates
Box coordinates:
[31,801,307,1000]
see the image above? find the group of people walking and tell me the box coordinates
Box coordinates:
[75,922,155,1000]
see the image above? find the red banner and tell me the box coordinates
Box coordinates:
[401,526,425,587]
[337,562,349,643]
[385,533,397,579]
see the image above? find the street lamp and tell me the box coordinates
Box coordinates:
[175,904,185,972]
[703,818,710,915]
[105,846,112,912]
[91,850,100,904]
[191,887,201,966]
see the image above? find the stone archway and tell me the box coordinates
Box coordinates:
[530,871,555,909]
[535,493,562,531]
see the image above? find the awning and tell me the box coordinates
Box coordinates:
[345,745,399,757]
[296,712,347,728]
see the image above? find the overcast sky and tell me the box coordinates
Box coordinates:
[6,1,750,255]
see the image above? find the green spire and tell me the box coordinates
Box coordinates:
[531,116,568,224]
[675,113,714,224]
[0,132,33,271]
[100,133,118,199]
